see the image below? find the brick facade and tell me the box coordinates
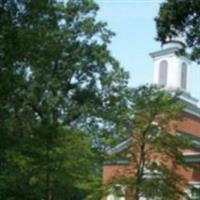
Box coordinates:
[102,111,200,200]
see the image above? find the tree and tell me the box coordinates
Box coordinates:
[106,86,192,200]
[156,0,200,63]
[0,0,131,199]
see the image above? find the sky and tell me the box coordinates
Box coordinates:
[96,0,200,100]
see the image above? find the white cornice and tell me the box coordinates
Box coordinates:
[184,154,200,163]
[107,138,132,155]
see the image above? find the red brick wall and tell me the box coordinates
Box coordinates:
[102,112,200,199]
[103,164,134,184]
[178,112,200,137]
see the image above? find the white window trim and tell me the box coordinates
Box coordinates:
[107,184,126,200]
[184,182,200,200]
[107,194,125,200]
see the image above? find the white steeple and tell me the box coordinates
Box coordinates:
[150,40,198,105]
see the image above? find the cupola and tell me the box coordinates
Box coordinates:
[150,40,198,105]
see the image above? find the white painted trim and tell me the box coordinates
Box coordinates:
[184,108,200,118]
[107,138,132,154]
[189,181,200,185]
[183,152,200,156]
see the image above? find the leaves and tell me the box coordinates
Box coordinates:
[156,0,200,63]
[0,0,131,199]
[106,85,192,200]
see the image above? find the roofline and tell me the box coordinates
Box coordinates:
[184,108,200,118]
[149,47,179,58]
[149,46,190,61]
[180,94,200,118]
[106,130,200,157]
[164,40,186,48]
[107,138,132,155]
[106,101,200,157]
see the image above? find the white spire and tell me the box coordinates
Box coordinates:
[150,40,198,106]
[150,40,189,93]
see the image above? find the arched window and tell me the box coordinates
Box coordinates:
[158,60,168,87]
[181,63,187,90]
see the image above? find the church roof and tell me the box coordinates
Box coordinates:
[105,104,200,163]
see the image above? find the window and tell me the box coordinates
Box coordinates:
[185,183,200,200]
[143,160,161,179]
[107,185,125,200]
[107,194,125,200]
[158,60,168,87]
[181,63,187,90]
[190,187,200,200]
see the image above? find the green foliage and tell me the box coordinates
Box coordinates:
[0,0,131,199]
[107,85,192,200]
[156,0,200,62]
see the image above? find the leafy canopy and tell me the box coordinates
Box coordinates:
[156,0,200,62]
[0,0,131,199]
[105,86,192,200]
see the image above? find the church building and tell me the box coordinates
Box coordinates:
[102,41,200,200]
